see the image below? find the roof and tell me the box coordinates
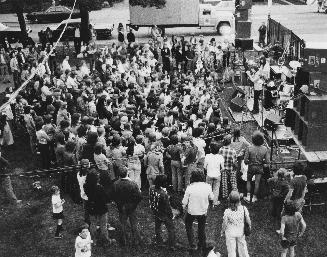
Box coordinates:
[45,5,72,13]
[269,5,327,49]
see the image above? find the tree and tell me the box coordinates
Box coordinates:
[79,0,90,43]
[129,0,166,8]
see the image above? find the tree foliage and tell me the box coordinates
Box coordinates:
[129,0,166,8]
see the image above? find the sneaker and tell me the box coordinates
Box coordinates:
[252,196,258,203]
[55,234,63,239]
[244,195,251,203]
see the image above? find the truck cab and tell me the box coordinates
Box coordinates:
[199,0,235,35]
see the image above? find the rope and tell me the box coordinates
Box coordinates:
[0,0,78,113]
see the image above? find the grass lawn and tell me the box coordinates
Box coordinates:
[0,179,327,257]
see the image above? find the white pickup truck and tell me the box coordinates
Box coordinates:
[129,0,235,36]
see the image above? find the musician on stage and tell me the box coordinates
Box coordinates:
[246,67,264,114]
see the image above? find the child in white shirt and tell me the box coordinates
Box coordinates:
[51,185,65,239]
[75,224,92,257]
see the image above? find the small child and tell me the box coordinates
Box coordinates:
[204,241,221,257]
[94,142,114,182]
[75,224,92,257]
[268,168,290,220]
[279,201,306,257]
[51,185,65,239]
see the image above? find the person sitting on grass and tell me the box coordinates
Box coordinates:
[75,224,92,257]
[279,201,306,257]
[51,185,65,239]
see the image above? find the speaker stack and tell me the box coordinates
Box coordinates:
[235,0,253,51]
[292,94,327,151]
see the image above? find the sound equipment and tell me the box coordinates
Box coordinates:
[237,0,252,9]
[235,9,249,21]
[231,87,246,99]
[303,48,327,73]
[302,123,327,151]
[295,94,327,125]
[304,95,327,125]
[236,21,251,38]
[264,113,282,131]
[235,38,253,51]
[293,94,327,151]
[230,97,246,112]
[285,108,296,130]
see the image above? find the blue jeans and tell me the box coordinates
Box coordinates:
[171,160,182,192]
[185,213,207,249]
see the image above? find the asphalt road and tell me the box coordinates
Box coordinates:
[1,1,325,44]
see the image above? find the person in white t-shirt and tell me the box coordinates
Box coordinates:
[62,56,71,71]
[77,159,90,225]
[75,224,92,257]
[204,142,225,207]
[51,185,65,239]
[182,170,214,251]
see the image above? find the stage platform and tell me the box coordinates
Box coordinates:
[285,127,327,163]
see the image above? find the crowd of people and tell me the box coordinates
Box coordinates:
[0,24,309,257]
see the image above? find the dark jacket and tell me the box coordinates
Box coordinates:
[84,184,108,215]
[149,186,173,220]
[113,178,142,213]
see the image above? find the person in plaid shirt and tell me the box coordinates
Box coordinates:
[219,135,237,199]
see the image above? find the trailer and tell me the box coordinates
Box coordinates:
[267,10,327,92]
[129,0,235,35]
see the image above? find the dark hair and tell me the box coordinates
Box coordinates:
[24,106,31,114]
[252,131,264,146]
[192,127,202,138]
[94,143,104,155]
[60,120,70,129]
[65,140,76,153]
[86,132,98,146]
[154,174,167,189]
[119,165,128,178]
[71,113,81,127]
[190,170,204,183]
[210,142,220,154]
[170,134,179,145]
[233,128,241,141]
[112,135,121,148]
[293,161,305,176]
[77,125,87,138]
[56,133,65,145]
[284,200,297,215]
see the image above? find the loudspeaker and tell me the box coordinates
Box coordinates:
[237,0,252,9]
[302,123,327,151]
[231,87,246,99]
[235,9,249,21]
[236,21,251,38]
[285,108,296,130]
[230,97,246,112]
[304,95,327,125]
[264,113,282,131]
[235,38,253,51]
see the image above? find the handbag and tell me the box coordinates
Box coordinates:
[243,206,251,236]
